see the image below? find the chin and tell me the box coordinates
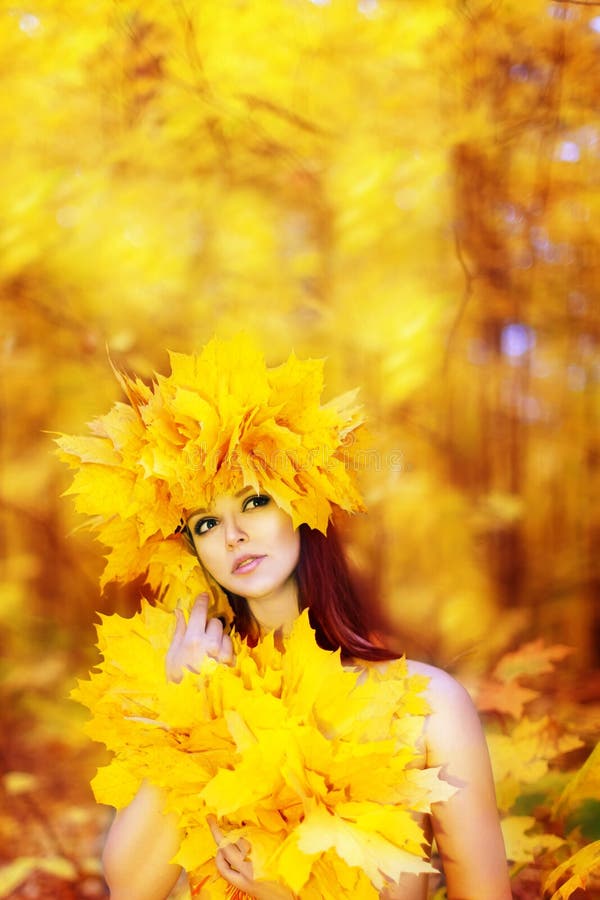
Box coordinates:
[226,570,295,602]
[230,581,281,600]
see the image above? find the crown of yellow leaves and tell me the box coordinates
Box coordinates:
[56,334,367,608]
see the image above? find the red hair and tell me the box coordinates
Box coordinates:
[223,522,397,662]
[295,523,397,661]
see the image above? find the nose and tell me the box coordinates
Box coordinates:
[224,515,248,549]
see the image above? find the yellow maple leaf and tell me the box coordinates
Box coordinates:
[500,815,565,863]
[543,840,600,900]
[56,336,369,606]
[294,800,435,889]
[486,716,583,813]
[72,605,449,895]
[553,743,600,820]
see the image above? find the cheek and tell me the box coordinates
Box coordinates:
[192,540,223,577]
[280,523,301,568]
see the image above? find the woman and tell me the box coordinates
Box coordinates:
[58,335,511,899]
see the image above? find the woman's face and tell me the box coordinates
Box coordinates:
[186,487,301,602]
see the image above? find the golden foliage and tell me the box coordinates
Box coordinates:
[478,639,573,719]
[500,815,564,865]
[73,606,454,897]
[554,743,600,822]
[1,0,599,896]
[487,716,583,812]
[476,639,598,895]
[56,334,368,610]
[543,841,600,900]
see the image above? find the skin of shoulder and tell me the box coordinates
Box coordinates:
[404,659,512,900]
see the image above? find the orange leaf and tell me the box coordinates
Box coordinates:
[476,678,539,718]
[493,640,572,683]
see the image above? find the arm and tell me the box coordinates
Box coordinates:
[421,666,511,900]
[103,781,182,900]
[103,595,233,899]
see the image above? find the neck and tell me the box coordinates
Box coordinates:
[246,576,299,637]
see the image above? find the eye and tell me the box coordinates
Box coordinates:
[242,494,270,511]
[192,516,219,536]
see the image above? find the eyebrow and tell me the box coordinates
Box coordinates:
[187,486,258,518]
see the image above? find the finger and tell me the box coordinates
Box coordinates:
[236,837,251,856]
[170,608,186,647]
[165,660,182,684]
[165,610,187,682]
[219,842,250,871]
[206,816,248,857]
[204,617,224,657]
[216,633,234,664]
[207,814,224,846]
[186,593,209,636]
[215,848,253,883]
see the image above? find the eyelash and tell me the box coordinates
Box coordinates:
[193,517,218,536]
[243,494,270,511]
[192,494,270,536]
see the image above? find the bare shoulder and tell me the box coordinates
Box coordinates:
[405,662,512,898]
[405,659,484,767]
[406,658,474,710]
[402,662,511,897]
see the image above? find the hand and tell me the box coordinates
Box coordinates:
[379,873,425,899]
[165,594,233,683]
[207,817,295,900]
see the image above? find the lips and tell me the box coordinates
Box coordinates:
[231,554,266,574]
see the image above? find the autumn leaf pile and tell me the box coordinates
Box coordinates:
[72,606,455,898]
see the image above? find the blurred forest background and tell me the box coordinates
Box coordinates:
[1,0,599,897]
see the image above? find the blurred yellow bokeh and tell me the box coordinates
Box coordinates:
[1,2,598,897]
